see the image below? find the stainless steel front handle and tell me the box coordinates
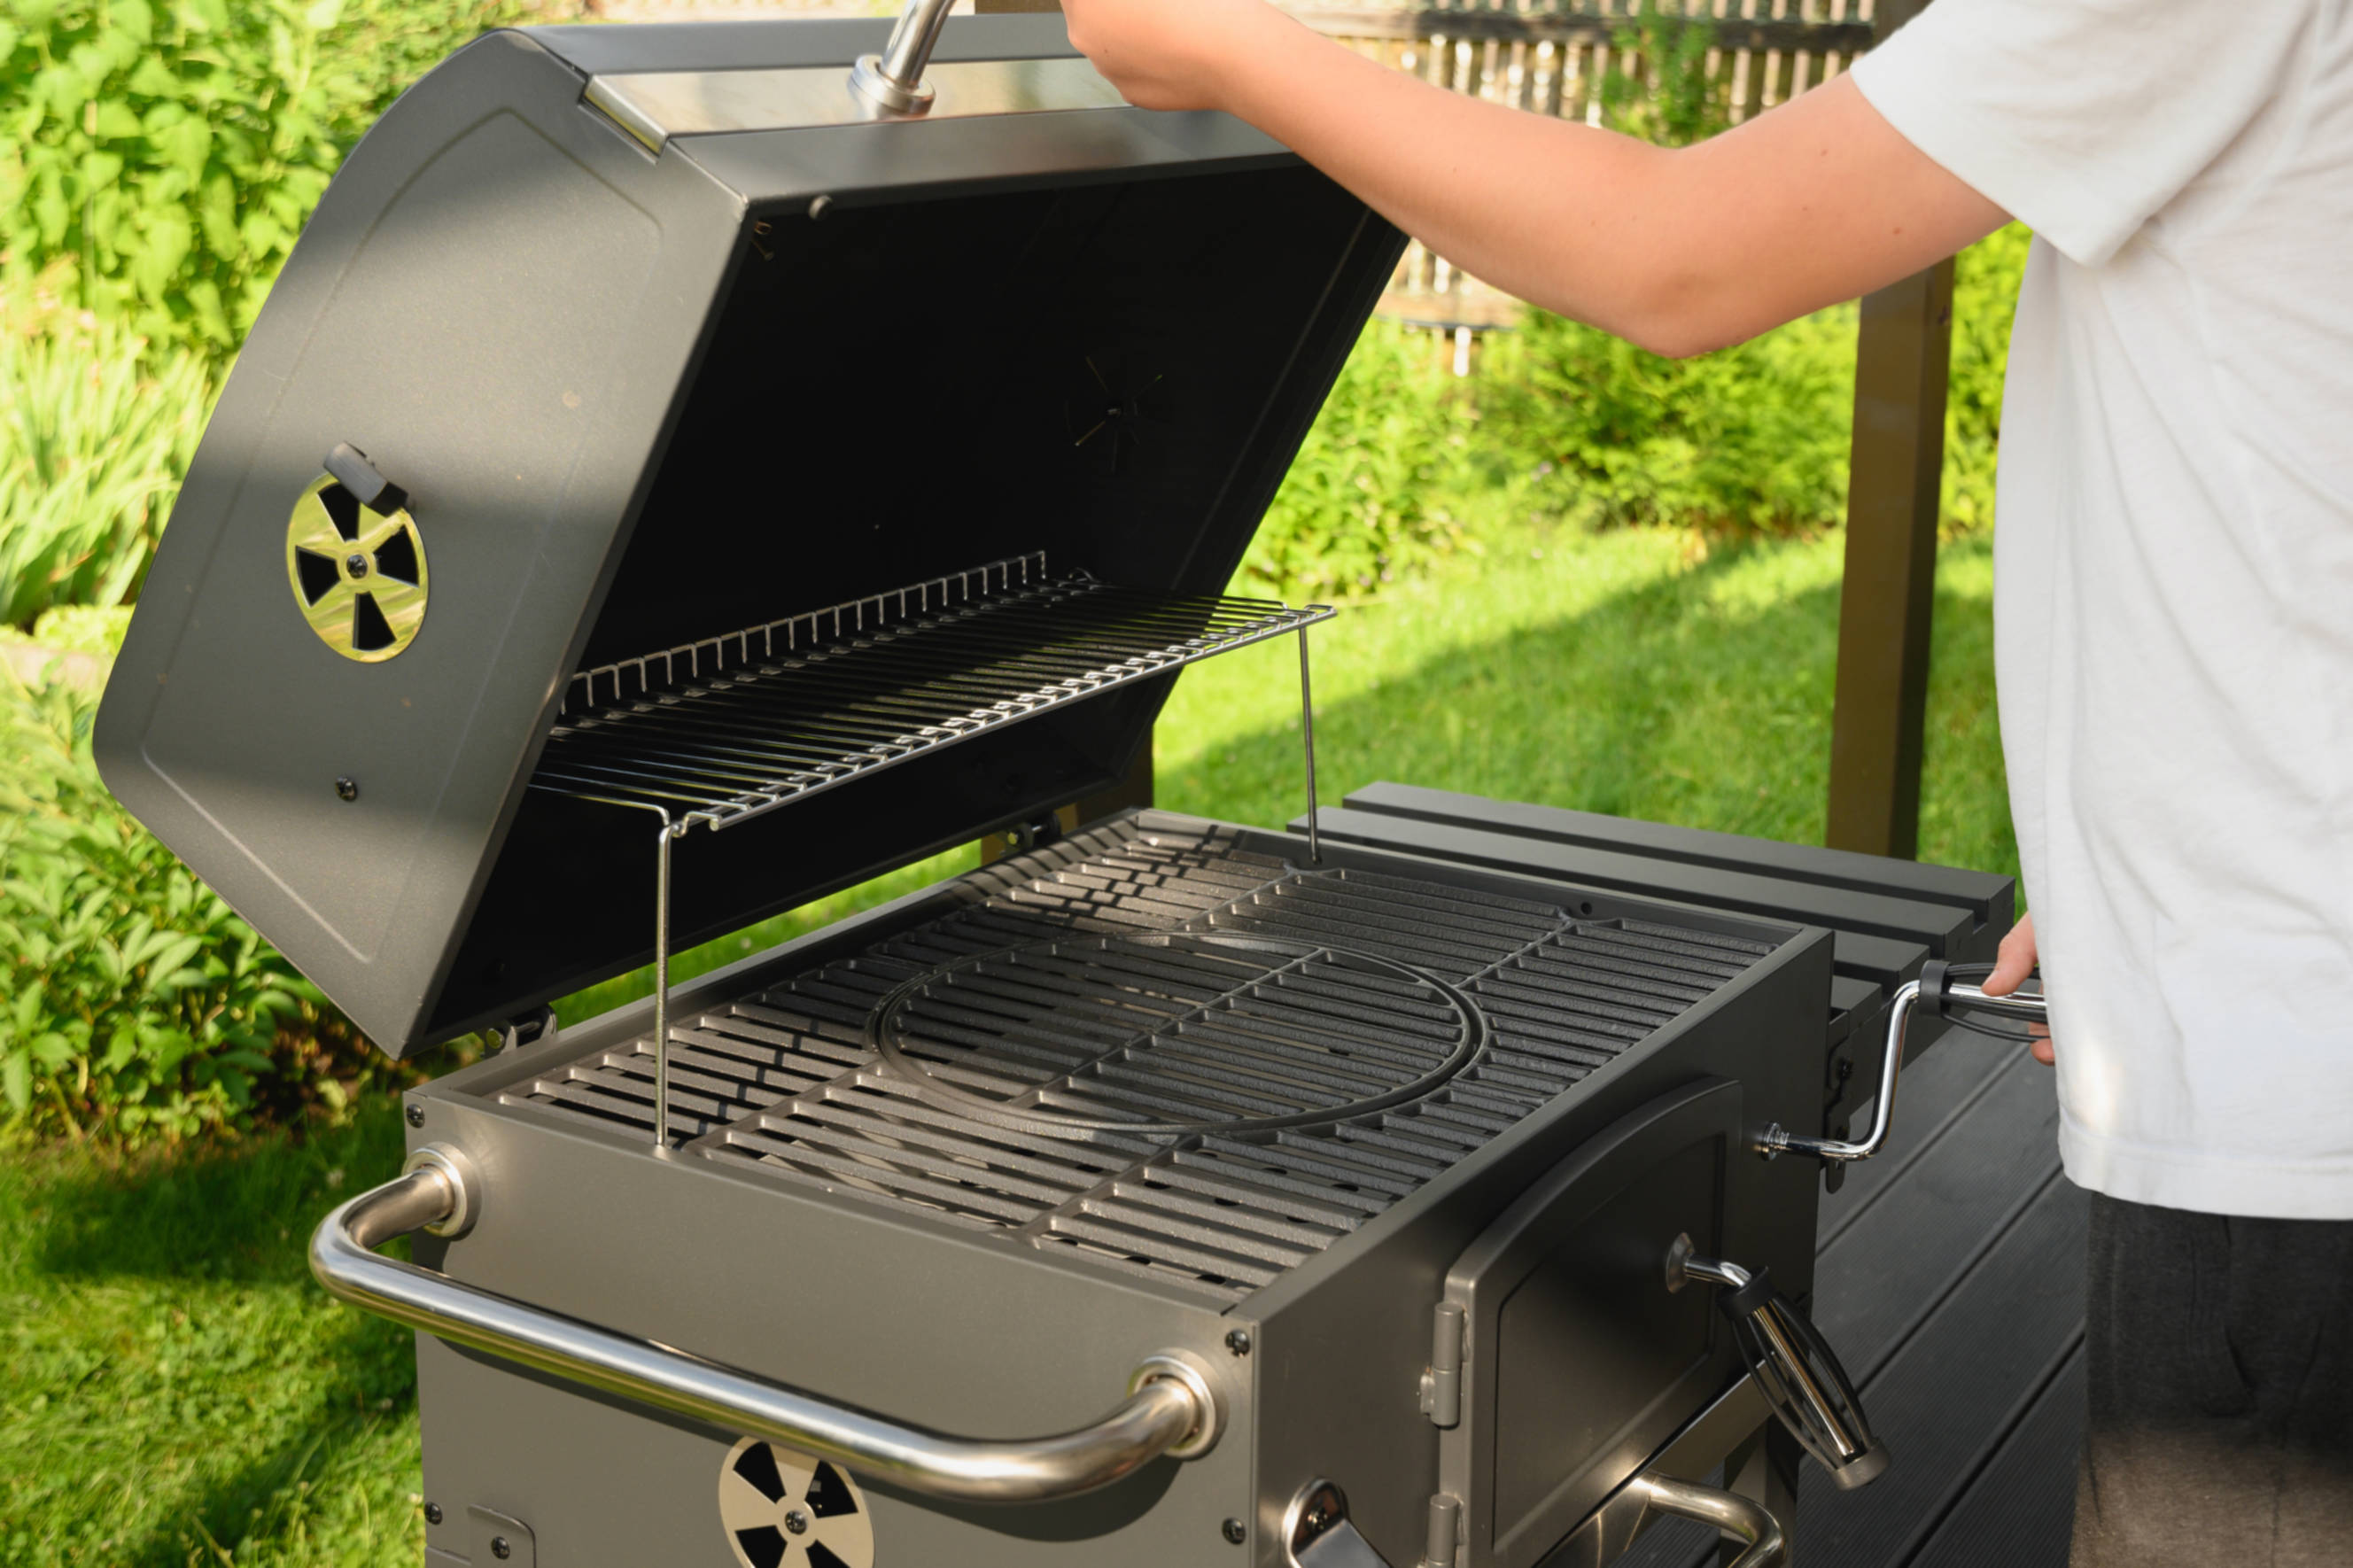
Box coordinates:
[1628,1474,1787,1568]
[1280,1472,1786,1568]
[310,1146,1220,1504]
[849,0,959,113]
[1759,972,2048,1162]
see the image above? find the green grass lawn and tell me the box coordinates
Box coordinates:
[0,522,2013,1565]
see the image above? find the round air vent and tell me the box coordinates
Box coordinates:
[718,1440,874,1568]
[283,474,428,662]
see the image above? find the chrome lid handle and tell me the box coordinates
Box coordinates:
[850,0,958,114]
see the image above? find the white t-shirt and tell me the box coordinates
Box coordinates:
[1852,1,2353,1220]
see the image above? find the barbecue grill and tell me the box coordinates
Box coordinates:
[93,7,2020,1566]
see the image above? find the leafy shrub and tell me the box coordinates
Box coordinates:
[0,271,213,631]
[1476,220,2029,544]
[1942,223,2031,537]
[1243,322,1472,599]
[1480,305,1859,539]
[1596,9,1732,148]
[0,671,388,1145]
[0,0,580,364]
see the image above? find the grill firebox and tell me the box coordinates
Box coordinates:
[411,811,1836,1568]
[494,822,1774,1300]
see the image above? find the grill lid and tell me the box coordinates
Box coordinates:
[94,15,1402,1058]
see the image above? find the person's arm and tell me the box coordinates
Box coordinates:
[1061,0,2008,357]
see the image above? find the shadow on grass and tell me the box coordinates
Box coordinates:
[1171,543,1836,829]
[1167,539,2013,877]
[11,1099,409,1285]
[110,1314,419,1568]
[4,1100,423,1564]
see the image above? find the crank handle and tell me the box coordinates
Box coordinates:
[1759,962,2048,1163]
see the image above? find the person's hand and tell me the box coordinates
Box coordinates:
[1061,0,1284,113]
[1980,912,2054,1065]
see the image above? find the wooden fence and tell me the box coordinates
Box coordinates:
[1289,2,1878,357]
[596,0,1881,365]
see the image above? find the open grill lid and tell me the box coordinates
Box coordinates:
[94,14,1403,1060]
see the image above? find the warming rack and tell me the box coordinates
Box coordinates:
[528,552,1336,1149]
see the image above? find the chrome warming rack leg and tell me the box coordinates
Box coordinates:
[527,554,1336,1153]
[1299,624,1320,866]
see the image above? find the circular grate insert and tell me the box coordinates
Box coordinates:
[866,931,1489,1137]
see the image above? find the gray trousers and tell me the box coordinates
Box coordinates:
[2072,1192,2353,1568]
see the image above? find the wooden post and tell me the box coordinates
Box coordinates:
[1825,0,1951,860]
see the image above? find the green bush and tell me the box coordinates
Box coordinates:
[1481,305,1858,539]
[0,0,579,364]
[1596,9,1732,149]
[1476,221,2029,545]
[0,671,388,1145]
[1244,322,1472,600]
[0,276,214,631]
[1943,223,2030,537]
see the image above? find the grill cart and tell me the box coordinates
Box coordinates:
[96,8,2031,1566]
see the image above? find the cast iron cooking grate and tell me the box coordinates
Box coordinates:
[498,823,1775,1302]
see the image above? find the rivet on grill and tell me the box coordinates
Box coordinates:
[784,1509,811,1536]
[1224,1329,1252,1358]
[491,1537,512,1561]
[1222,1518,1246,1545]
[406,1103,426,1129]
[336,775,360,803]
[423,1502,443,1525]
[808,194,833,221]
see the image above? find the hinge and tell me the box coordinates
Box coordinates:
[1421,1493,1464,1568]
[469,1505,536,1567]
[1417,1302,1464,1428]
[499,1005,560,1055]
[999,812,1066,857]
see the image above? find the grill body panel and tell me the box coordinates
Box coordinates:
[416,812,1834,1565]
